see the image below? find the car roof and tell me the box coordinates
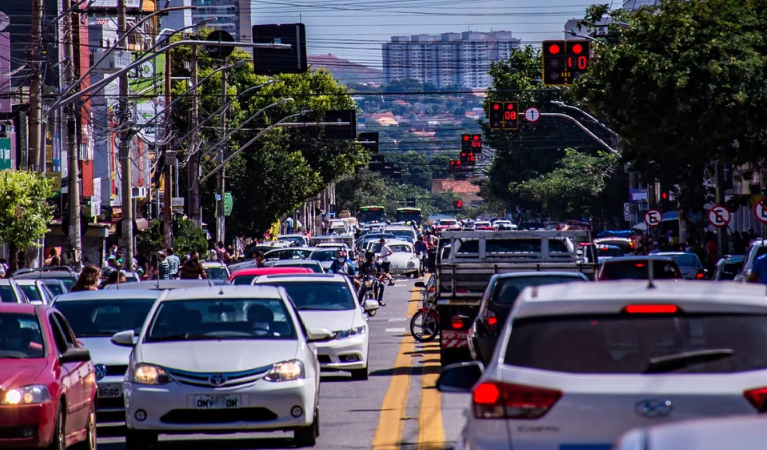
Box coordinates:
[13,271,77,279]
[514,280,767,319]
[254,273,348,283]
[54,289,164,301]
[161,285,284,301]
[492,271,589,280]
[0,303,40,313]
[102,280,218,290]
[232,267,311,276]
[12,279,43,285]
[382,240,412,246]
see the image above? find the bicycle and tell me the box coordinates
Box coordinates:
[409,298,439,342]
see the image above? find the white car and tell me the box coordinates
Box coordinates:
[254,273,373,380]
[201,261,231,282]
[112,286,328,449]
[616,415,767,450]
[374,239,421,277]
[52,289,164,425]
[438,280,767,450]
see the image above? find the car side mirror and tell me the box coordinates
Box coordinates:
[436,361,484,393]
[59,347,91,364]
[111,330,137,347]
[414,281,426,288]
[362,299,380,312]
[307,328,335,343]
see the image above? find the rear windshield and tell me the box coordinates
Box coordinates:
[56,299,156,337]
[602,260,678,280]
[598,247,624,257]
[597,240,632,252]
[666,254,701,268]
[505,314,767,374]
[492,276,586,304]
[232,275,256,285]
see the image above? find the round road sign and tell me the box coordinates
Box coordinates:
[707,204,731,228]
[644,209,662,227]
[524,107,540,123]
[204,30,235,59]
[754,199,767,224]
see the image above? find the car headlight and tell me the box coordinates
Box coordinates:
[2,385,51,405]
[264,360,304,382]
[335,326,366,340]
[407,261,415,268]
[131,363,172,385]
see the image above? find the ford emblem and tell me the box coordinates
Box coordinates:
[209,374,226,386]
[95,364,107,380]
[634,399,673,418]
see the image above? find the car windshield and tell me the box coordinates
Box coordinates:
[261,281,356,311]
[0,285,17,302]
[232,275,257,285]
[602,260,678,280]
[56,299,156,337]
[310,250,336,262]
[665,253,702,268]
[505,314,767,374]
[492,276,586,305]
[18,285,42,301]
[0,313,44,358]
[205,267,229,281]
[146,298,296,342]
[389,230,413,238]
[598,247,624,257]
[266,249,313,261]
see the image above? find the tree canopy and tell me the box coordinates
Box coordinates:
[0,171,54,271]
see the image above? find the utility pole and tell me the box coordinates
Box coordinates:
[188,46,200,225]
[118,0,134,267]
[163,52,172,248]
[29,0,43,172]
[216,70,227,243]
[63,0,81,266]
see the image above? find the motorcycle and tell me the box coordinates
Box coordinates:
[409,297,439,342]
[359,275,383,317]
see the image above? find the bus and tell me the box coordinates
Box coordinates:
[358,206,386,224]
[395,207,422,224]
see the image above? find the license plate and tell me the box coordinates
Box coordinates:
[97,383,122,398]
[560,445,612,450]
[193,394,241,409]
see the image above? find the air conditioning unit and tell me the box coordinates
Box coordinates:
[132,187,147,199]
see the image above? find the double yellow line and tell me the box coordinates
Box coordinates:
[371,286,445,450]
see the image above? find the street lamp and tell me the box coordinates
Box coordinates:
[550,101,620,138]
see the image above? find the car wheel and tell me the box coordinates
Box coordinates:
[350,366,369,381]
[72,403,96,450]
[125,430,158,450]
[294,407,319,447]
[45,402,65,450]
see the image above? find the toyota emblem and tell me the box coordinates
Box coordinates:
[209,374,226,386]
[634,399,673,418]
[95,364,107,380]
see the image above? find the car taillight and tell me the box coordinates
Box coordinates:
[456,288,469,293]
[472,381,562,419]
[452,316,464,329]
[696,271,705,279]
[486,310,498,332]
[744,387,767,412]
[624,304,678,314]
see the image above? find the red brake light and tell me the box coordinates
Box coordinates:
[485,309,498,331]
[634,263,646,268]
[625,305,678,314]
[472,381,562,419]
[696,271,705,279]
[452,316,464,329]
[744,387,767,411]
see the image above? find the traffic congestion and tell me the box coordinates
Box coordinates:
[1,209,767,450]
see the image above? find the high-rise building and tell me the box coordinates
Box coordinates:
[192,0,251,44]
[382,31,521,89]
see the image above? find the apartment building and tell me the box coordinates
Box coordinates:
[192,0,252,44]
[382,31,521,89]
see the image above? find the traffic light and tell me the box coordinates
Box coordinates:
[252,23,308,74]
[460,151,476,167]
[448,160,457,174]
[488,101,519,130]
[454,200,463,209]
[542,40,590,86]
[358,132,379,153]
[461,134,482,153]
[324,110,356,140]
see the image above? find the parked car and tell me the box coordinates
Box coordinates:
[598,256,682,281]
[0,303,96,449]
[714,255,745,281]
[53,289,165,425]
[14,279,55,305]
[0,278,31,303]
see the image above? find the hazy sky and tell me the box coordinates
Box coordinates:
[251,0,613,66]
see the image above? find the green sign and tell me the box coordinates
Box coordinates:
[0,138,11,171]
[224,192,233,216]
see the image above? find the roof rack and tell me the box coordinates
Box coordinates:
[14,266,77,276]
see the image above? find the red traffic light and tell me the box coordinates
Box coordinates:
[492,103,500,110]
[507,103,514,110]
[463,135,469,141]
[572,43,583,54]
[473,135,480,140]
[662,192,668,200]
[455,200,463,208]
[549,44,561,55]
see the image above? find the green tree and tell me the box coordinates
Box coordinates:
[0,171,53,272]
[335,169,388,214]
[137,217,208,257]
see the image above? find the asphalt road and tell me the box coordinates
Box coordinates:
[97,277,469,450]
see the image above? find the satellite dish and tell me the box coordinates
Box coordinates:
[204,30,234,59]
[0,12,10,32]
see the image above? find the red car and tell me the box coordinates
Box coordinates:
[0,303,96,449]
[229,267,312,285]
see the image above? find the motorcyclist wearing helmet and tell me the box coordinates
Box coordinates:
[358,251,385,305]
[328,249,360,290]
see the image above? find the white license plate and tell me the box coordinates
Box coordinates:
[97,383,122,398]
[193,394,241,409]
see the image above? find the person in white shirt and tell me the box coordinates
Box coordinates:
[378,238,395,286]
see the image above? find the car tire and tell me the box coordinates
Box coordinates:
[45,402,65,450]
[350,366,369,381]
[294,407,319,447]
[72,403,96,450]
[125,430,158,450]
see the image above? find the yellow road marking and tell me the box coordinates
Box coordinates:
[370,289,420,450]
[417,341,444,450]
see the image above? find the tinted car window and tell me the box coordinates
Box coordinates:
[488,239,542,253]
[205,267,229,281]
[232,275,257,285]
[505,314,767,374]
[602,260,679,280]
[598,247,624,257]
[666,254,702,268]
[310,250,336,262]
[56,299,156,337]
[492,276,586,305]
[19,285,42,301]
[261,281,356,311]
[0,313,44,358]
[597,239,632,253]
[0,285,17,302]
[43,282,65,296]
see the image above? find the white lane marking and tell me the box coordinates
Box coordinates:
[385,328,407,333]
[388,318,407,322]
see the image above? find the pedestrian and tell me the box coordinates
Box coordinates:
[252,250,266,268]
[179,252,208,279]
[71,266,101,292]
[216,241,228,264]
[157,251,171,280]
[45,248,60,266]
[286,216,294,234]
[378,238,395,286]
[748,252,767,285]
[104,270,127,286]
[166,247,180,279]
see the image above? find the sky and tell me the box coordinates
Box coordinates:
[251,0,620,67]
